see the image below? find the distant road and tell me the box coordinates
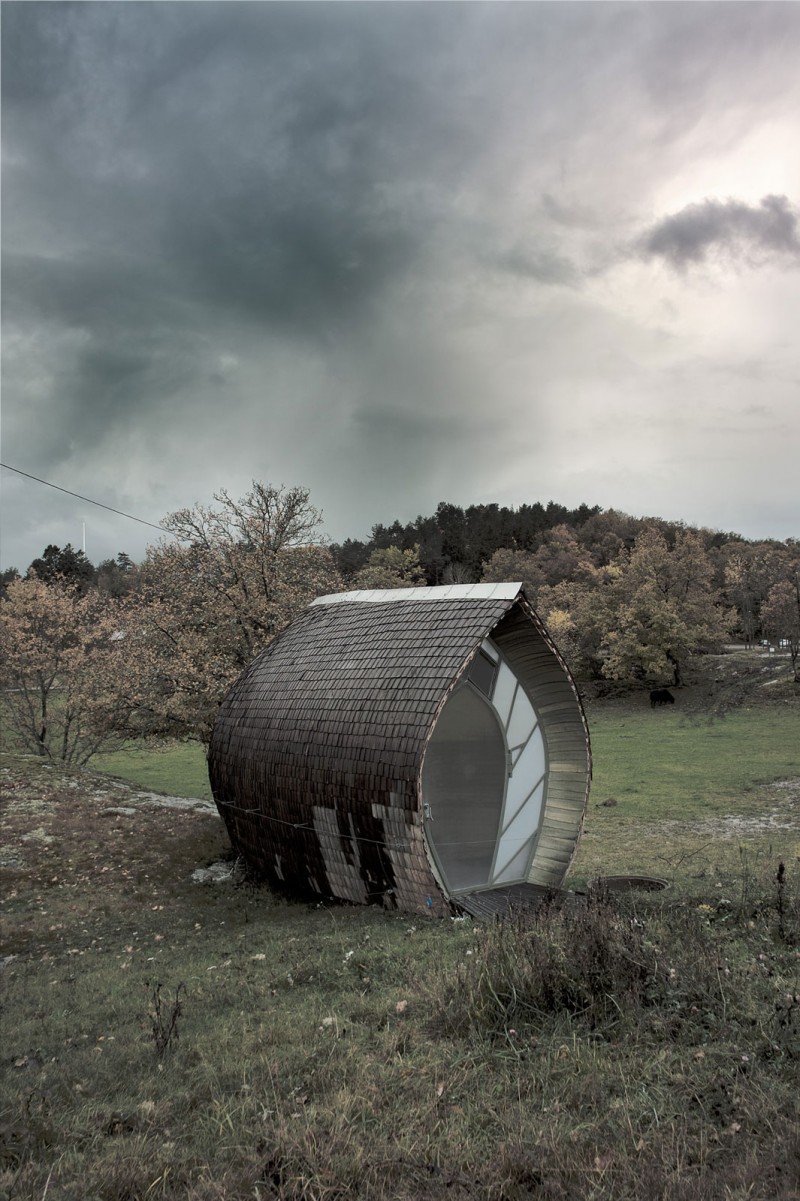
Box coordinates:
[723,644,790,656]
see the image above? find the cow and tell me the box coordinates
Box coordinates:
[650,688,675,708]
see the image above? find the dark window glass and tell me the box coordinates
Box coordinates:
[468,650,497,697]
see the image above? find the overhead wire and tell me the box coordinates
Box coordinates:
[0,462,178,538]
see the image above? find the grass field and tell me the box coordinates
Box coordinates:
[572,705,800,893]
[587,705,800,818]
[93,741,214,802]
[88,704,800,893]
[2,697,799,1200]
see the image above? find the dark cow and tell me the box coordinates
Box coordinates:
[650,688,675,708]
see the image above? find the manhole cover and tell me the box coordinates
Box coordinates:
[589,875,669,893]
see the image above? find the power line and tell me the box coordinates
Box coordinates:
[1,462,176,537]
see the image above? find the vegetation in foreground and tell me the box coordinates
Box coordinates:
[2,692,799,1201]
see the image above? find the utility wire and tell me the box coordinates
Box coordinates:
[0,462,176,537]
[214,795,533,852]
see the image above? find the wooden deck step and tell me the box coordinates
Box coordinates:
[455,882,576,919]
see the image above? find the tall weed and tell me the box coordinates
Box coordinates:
[431,868,798,1048]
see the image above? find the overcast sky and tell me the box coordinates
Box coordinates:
[2,1,799,571]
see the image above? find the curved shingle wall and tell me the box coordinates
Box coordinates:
[209,595,513,913]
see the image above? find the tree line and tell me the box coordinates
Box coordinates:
[1,483,798,765]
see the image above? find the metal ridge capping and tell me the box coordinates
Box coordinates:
[310,582,524,605]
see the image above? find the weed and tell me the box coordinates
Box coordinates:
[147,981,186,1058]
[432,893,657,1038]
[776,861,788,942]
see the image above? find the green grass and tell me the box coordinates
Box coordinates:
[2,697,799,1200]
[586,707,800,819]
[81,704,800,899]
[87,706,800,817]
[570,706,800,892]
[1,750,798,1200]
[93,740,213,801]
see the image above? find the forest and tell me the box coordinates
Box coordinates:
[1,483,798,765]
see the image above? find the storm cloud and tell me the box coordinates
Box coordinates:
[641,195,800,268]
[2,2,799,570]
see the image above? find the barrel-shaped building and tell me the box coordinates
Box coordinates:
[208,583,591,916]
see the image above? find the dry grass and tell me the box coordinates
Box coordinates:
[2,707,800,1201]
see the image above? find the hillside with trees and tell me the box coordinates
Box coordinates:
[2,485,798,762]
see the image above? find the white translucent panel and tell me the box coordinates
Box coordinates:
[511,730,546,792]
[493,836,535,884]
[496,806,531,860]
[422,687,506,893]
[505,684,537,753]
[501,774,545,844]
[491,778,545,884]
[502,738,546,826]
[491,660,518,728]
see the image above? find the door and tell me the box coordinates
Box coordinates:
[422,685,507,892]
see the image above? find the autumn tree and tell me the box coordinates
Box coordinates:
[600,527,734,686]
[0,577,141,764]
[530,524,588,588]
[535,563,621,680]
[481,532,613,677]
[761,568,800,682]
[481,547,546,601]
[721,541,793,646]
[137,483,343,741]
[575,508,644,566]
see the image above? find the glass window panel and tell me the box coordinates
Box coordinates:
[491,661,518,729]
[480,639,500,663]
[468,650,497,697]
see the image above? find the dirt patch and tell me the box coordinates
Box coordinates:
[131,791,216,813]
[653,779,800,840]
[0,754,232,960]
[1,757,218,819]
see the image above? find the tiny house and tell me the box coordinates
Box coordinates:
[208,583,591,916]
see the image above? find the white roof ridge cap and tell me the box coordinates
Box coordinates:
[310,582,523,606]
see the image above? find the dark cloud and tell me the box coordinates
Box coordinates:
[2,2,799,568]
[640,195,800,269]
